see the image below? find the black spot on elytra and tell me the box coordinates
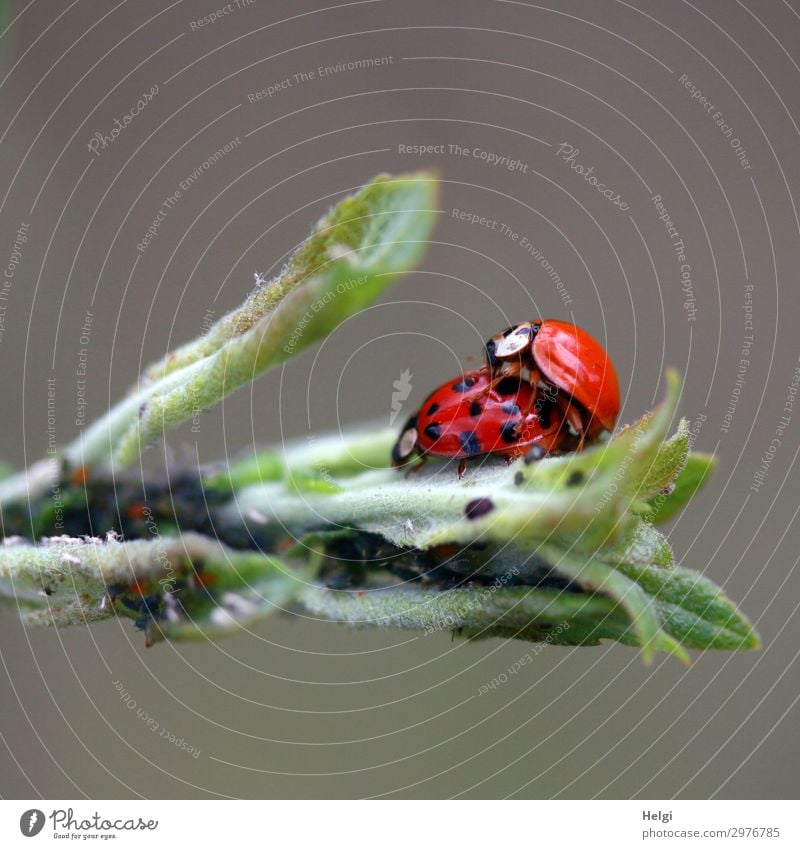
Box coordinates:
[464,497,494,520]
[452,376,477,392]
[500,421,520,444]
[501,400,520,415]
[426,403,440,416]
[469,401,482,417]
[524,444,547,464]
[566,470,584,486]
[423,423,442,441]
[496,377,523,396]
[459,431,482,457]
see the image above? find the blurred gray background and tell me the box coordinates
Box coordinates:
[0,0,798,799]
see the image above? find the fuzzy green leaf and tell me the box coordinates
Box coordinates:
[614,559,759,650]
[628,418,690,503]
[226,372,683,555]
[646,452,717,524]
[297,530,757,657]
[0,532,317,643]
[298,581,622,638]
[0,171,439,504]
[540,545,688,663]
[143,172,439,383]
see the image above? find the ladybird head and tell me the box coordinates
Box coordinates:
[484,321,535,366]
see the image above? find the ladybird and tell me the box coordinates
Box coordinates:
[392,368,574,478]
[484,319,620,445]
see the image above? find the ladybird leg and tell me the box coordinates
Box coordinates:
[474,362,523,399]
[404,455,428,478]
[558,399,586,451]
[473,377,499,399]
[507,368,543,427]
[457,458,467,479]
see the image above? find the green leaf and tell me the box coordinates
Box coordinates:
[287,469,344,495]
[205,427,398,494]
[615,560,759,650]
[629,418,690,503]
[226,372,684,554]
[0,171,440,504]
[646,452,717,524]
[0,533,317,643]
[297,528,757,658]
[298,581,622,638]
[158,548,319,643]
[541,545,688,663]
[108,172,439,469]
[143,172,439,383]
[205,450,285,493]
[605,519,675,569]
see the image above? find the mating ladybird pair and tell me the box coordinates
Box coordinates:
[392,319,621,477]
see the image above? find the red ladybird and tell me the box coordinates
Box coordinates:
[484,319,620,446]
[391,368,574,478]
